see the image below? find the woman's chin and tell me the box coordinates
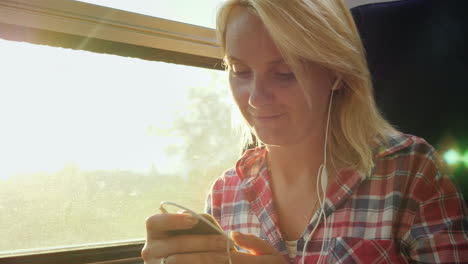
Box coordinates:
[256,132,301,147]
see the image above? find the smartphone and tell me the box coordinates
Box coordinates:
[168,213,237,251]
[169,213,224,236]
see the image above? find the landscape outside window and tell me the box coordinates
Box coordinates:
[0,38,241,254]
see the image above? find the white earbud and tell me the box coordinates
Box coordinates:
[330,77,341,91]
[320,166,328,194]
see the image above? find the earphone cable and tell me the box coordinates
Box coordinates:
[159,201,233,264]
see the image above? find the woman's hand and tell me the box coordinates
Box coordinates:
[229,231,287,264]
[141,213,287,264]
[142,213,229,263]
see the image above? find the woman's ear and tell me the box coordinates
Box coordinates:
[331,77,342,91]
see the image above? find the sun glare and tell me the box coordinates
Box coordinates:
[0,35,239,252]
[0,38,228,179]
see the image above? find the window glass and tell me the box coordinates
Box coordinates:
[74,0,223,28]
[0,38,241,254]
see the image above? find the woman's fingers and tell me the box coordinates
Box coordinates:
[230,251,287,264]
[159,251,286,264]
[165,252,230,264]
[231,231,282,257]
[143,214,286,264]
[161,234,230,256]
[142,234,230,260]
[143,231,287,264]
[143,212,236,263]
[145,213,198,240]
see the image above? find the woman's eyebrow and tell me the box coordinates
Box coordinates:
[268,59,286,65]
[226,56,285,65]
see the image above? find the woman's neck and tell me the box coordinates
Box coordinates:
[266,134,328,241]
[265,132,325,186]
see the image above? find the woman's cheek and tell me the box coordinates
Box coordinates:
[229,78,251,106]
[229,81,252,126]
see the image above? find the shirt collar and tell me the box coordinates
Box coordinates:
[372,131,414,158]
[235,146,268,182]
[235,147,286,251]
[236,131,414,183]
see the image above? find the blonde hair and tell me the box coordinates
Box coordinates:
[217,0,396,174]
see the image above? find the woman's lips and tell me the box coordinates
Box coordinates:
[252,113,286,122]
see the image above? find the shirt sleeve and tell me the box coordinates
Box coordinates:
[405,150,468,263]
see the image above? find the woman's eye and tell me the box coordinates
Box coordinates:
[230,70,251,78]
[230,65,251,78]
[275,72,296,81]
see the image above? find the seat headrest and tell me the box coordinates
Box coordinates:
[351,0,468,195]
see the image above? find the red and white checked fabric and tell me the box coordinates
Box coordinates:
[206,133,468,263]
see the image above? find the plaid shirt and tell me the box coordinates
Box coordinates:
[206,133,468,263]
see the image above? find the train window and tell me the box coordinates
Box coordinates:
[0,38,240,255]
[74,0,222,28]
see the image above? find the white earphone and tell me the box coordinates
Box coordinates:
[161,78,341,264]
[301,78,340,264]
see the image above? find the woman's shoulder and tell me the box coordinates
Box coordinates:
[372,132,451,178]
[373,131,447,173]
[373,131,436,160]
[371,132,460,201]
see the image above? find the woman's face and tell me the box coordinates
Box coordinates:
[225,8,334,146]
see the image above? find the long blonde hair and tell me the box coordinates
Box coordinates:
[217,0,396,174]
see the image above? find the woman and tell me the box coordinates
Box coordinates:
[142,0,468,263]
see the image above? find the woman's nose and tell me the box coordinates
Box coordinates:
[248,76,273,108]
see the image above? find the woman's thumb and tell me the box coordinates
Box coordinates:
[231,231,279,256]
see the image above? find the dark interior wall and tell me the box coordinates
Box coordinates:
[351,0,468,197]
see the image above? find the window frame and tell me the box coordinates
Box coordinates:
[0,0,223,69]
[0,240,145,264]
[0,0,223,263]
